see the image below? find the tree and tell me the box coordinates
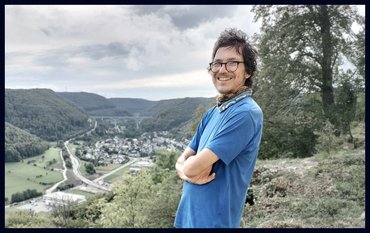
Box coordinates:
[98,170,153,227]
[85,162,96,175]
[335,77,357,145]
[191,105,206,134]
[155,149,178,171]
[252,5,364,127]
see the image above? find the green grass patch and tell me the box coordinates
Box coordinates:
[103,167,130,183]
[5,147,64,200]
[95,163,122,173]
[65,189,97,199]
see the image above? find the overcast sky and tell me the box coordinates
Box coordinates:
[5,5,365,100]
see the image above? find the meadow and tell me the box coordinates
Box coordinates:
[5,147,63,201]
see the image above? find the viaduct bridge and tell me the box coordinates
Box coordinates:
[93,114,152,129]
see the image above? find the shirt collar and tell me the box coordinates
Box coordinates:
[217,90,252,113]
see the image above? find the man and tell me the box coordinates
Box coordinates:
[174,28,263,228]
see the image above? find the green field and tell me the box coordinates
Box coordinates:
[65,189,97,199]
[5,147,64,201]
[103,166,130,183]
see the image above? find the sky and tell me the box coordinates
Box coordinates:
[5,5,365,101]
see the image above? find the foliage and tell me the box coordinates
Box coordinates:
[50,200,84,228]
[57,91,116,112]
[84,162,96,175]
[97,167,182,228]
[5,88,91,141]
[140,97,213,132]
[314,121,343,156]
[5,122,50,162]
[252,5,364,128]
[242,140,365,228]
[10,189,43,204]
[98,170,154,227]
[252,5,364,159]
[335,77,357,141]
[154,149,178,171]
[259,112,318,159]
[6,210,54,228]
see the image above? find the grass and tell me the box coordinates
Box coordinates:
[103,167,130,183]
[95,163,122,173]
[5,147,64,201]
[241,134,365,228]
[64,189,96,199]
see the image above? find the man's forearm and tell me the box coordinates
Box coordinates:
[176,147,216,185]
[176,147,196,179]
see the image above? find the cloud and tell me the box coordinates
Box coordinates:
[5,5,261,100]
[131,5,238,30]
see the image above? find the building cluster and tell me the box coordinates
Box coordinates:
[82,131,189,166]
[43,192,86,206]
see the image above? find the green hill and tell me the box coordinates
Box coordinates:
[109,98,157,116]
[57,92,131,116]
[141,97,214,132]
[56,92,215,132]
[5,122,50,162]
[5,88,91,141]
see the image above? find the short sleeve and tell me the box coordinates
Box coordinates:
[188,107,214,152]
[205,111,256,165]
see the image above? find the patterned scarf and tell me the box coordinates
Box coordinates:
[216,85,252,107]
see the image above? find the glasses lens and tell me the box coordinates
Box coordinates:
[211,63,220,72]
[226,62,238,72]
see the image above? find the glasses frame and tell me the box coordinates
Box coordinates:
[209,61,245,73]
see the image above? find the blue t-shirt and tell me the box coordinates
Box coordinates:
[174,92,263,228]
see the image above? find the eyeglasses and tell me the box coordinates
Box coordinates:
[209,61,244,73]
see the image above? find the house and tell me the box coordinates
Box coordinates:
[43,192,86,206]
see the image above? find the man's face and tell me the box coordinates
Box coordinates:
[211,47,249,95]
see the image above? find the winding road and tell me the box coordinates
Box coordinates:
[46,120,112,193]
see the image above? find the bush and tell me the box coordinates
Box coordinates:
[314,121,342,156]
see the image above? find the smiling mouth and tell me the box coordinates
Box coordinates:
[217,77,232,81]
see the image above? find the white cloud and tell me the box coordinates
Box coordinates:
[5,5,259,100]
[94,69,211,89]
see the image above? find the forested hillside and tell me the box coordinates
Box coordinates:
[140,97,214,132]
[109,98,157,116]
[57,92,131,116]
[5,89,91,141]
[5,122,50,162]
[57,92,214,133]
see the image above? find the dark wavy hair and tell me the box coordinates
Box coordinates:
[209,28,257,88]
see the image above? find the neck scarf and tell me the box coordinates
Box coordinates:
[216,86,252,106]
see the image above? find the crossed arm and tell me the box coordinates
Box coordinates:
[176,147,219,185]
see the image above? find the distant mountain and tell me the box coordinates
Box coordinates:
[57,92,131,116]
[5,122,50,162]
[109,98,157,116]
[56,91,215,132]
[141,97,215,132]
[5,88,91,141]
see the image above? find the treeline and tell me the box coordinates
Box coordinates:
[251,5,364,159]
[10,189,43,204]
[140,97,214,132]
[5,122,50,162]
[5,88,91,141]
[57,92,132,116]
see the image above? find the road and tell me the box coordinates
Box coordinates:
[94,157,139,183]
[45,151,68,194]
[64,137,111,191]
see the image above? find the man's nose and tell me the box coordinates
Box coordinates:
[219,63,227,73]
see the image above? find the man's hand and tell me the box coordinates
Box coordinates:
[176,148,216,185]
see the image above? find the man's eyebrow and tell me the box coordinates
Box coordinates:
[213,57,240,62]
